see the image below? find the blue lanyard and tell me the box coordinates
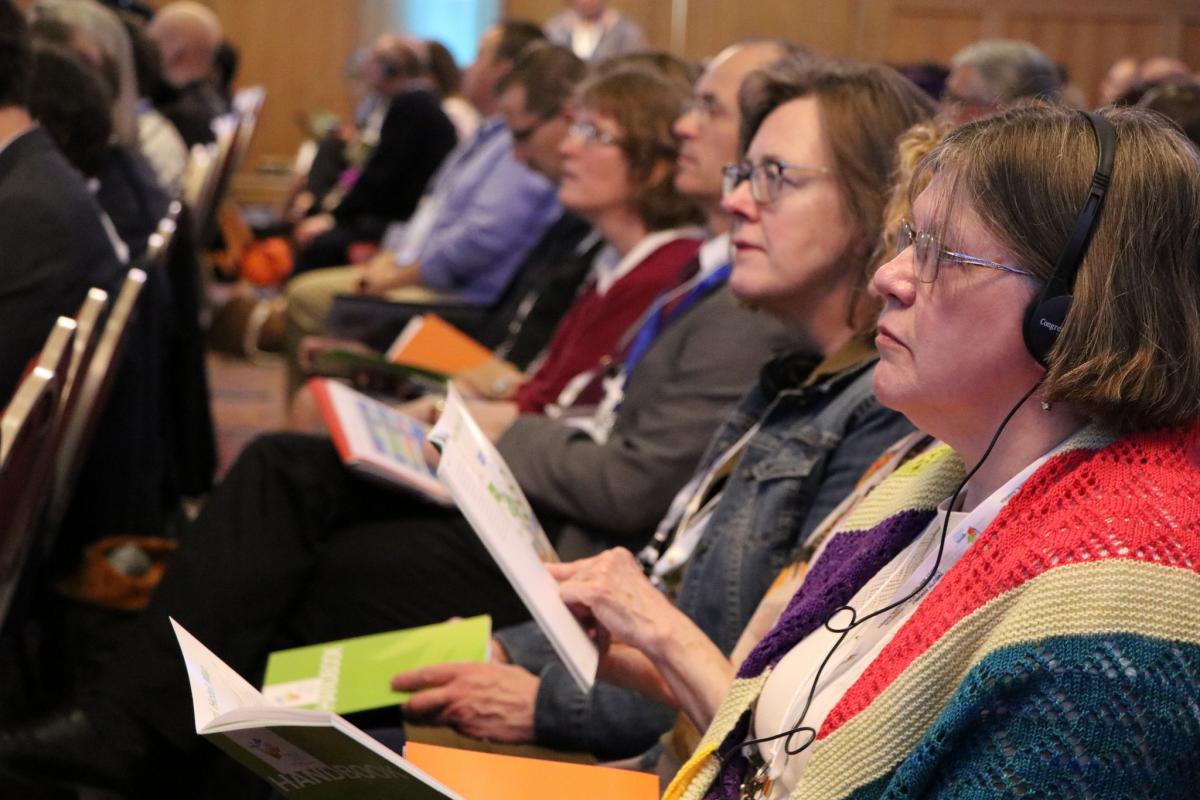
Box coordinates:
[621,262,732,379]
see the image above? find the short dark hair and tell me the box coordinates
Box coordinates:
[425,39,462,96]
[118,11,165,99]
[494,19,545,65]
[0,0,32,108]
[1138,79,1200,148]
[28,42,113,176]
[496,42,585,119]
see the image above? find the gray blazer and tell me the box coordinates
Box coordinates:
[497,285,792,558]
[544,10,649,62]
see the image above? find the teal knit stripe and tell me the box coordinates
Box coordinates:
[838,632,1200,800]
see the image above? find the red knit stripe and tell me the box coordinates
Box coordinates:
[819,423,1200,739]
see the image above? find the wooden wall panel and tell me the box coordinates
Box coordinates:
[1006,13,1164,104]
[1182,21,1200,71]
[680,0,858,59]
[200,0,363,170]
[877,7,985,64]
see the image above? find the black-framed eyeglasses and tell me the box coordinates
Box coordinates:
[567,119,623,148]
[721,158,831,204]
[896,218,1033,283]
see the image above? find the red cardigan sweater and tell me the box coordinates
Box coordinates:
[514,236,701,414]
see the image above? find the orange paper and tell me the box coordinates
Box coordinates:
[388,314,493,375]
[405,742,659,800]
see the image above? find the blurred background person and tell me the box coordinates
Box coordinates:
[942,38,1061,123]
[427,37,480,141]
[147,0,226,145]
[545,0,646,62]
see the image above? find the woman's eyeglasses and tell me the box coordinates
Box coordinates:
[567,120,623,148]
[896,218,1033,283]
[721,158,831,204]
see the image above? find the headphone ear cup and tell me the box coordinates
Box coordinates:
[1023,294,1072,367]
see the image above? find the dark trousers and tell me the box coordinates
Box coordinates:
[94,434,529,791]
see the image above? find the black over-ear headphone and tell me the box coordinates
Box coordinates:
[1021,110,1117,366]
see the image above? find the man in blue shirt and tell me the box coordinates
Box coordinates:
[285,21,560,343]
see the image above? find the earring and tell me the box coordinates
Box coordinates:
[1040,399,1052,412]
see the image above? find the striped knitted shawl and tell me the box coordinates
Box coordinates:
[666,423,1200,800]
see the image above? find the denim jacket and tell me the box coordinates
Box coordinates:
[494,343,916,758]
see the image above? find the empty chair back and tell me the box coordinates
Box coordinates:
[231,85,267,174]
[48,269,147,532]
[0,317,77,624]
[143,200,184,270]
[192,114,240,242]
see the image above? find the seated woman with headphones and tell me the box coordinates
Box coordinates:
[555,102,1200,799]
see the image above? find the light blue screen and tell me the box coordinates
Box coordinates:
[398,0,502,66]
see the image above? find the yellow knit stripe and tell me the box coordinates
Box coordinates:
[793,558,1200,800]
[662,742,718,800]
[835,445,961,532]
[666,672,772,800]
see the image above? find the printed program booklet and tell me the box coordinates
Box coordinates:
[262,616,491,715]
[385,314,493,375]
[429,385,598,692]
[171,619,462,799]
[310,377,452,504]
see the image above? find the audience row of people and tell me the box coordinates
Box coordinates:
[2,3,1200,799]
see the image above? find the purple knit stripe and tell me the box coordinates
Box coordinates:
[737,509,935,677]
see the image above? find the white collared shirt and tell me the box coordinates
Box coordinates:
[590,226,704,296]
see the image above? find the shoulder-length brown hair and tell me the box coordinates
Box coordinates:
[574,67,705,231]
[738,57,938,332]
[914,103,1200,432]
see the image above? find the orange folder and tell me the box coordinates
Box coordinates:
[386,314,493,375]
[405,742,659,800]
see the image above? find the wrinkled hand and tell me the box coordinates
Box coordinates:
[548,548,676,656]
[392,662,538,742]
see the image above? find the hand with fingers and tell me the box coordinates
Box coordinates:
[391,662,539,743]
[550,548,734,727]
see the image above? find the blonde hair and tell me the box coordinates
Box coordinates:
[876,117,953,265]
[916,103,1200,432]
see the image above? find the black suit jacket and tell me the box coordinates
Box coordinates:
[331,88,458,236]
[0,127,123,406]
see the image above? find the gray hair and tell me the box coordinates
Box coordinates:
[950,39,1061,104]
[33,0,139,149]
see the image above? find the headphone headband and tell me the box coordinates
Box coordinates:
[1022,110,1116,366]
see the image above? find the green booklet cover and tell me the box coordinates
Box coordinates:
[262,616,491,715]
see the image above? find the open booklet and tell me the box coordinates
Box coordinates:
[428,385,598,692]
[171,619,462,799]
[310,377,452,505]
[262,616,491,715]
